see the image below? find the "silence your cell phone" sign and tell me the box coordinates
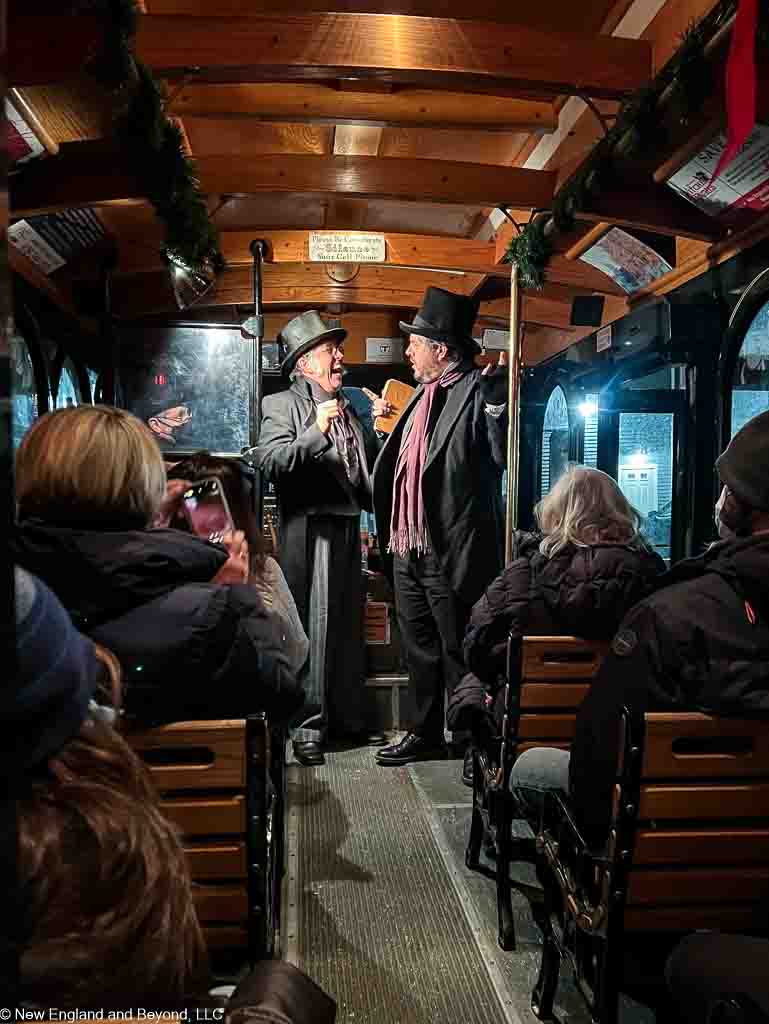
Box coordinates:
[309,232,386,263]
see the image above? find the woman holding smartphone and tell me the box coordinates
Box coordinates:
[168,453,310,678]
[11,405,305,728]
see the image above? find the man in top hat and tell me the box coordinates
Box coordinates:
[373,286,508,768]
[254,311,389,766]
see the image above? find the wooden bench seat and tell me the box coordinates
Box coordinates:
[465,634,607,951]
[532,710,769,1024]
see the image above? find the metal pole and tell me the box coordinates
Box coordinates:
[249,239,268,529]
[504,262,522,564]
[249,239,267,438]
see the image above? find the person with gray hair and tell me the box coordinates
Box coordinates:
[254,311,388,765]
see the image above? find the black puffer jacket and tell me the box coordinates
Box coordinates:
[463,531,664,689]
[571,534,769,844]
[12,521,305,726]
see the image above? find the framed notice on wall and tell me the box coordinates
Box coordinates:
[309,232,386,263]
[665,124,769,225]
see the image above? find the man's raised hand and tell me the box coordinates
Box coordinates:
[363,387,393,420]
[316,399,342,435]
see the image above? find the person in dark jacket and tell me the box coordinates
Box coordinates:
[664,932,769,1024]
[513,409,769,845]
[448,465,664,782]
[10,566,335,1023]
[254,311,387,766]
[11,405,304,726]
[373,287,508,767]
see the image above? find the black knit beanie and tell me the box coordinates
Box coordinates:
[716,409,769,514]
[4,567,98,778]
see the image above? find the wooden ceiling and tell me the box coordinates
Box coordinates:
[7,0,748,363]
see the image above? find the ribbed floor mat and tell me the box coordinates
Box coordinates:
[286,746,509,1024]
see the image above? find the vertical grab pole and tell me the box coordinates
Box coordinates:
[505,262,522,564]
[249,239,267,529]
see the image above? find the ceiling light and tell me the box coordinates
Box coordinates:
[165,251,215,310]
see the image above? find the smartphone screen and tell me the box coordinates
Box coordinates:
[182,478,234,542]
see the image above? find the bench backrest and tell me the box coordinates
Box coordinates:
[127,716,279,961]
[512,636,608,756]
[615,711,769,934]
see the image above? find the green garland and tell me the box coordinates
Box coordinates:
[504,0,769,288]
[83,0,224,274]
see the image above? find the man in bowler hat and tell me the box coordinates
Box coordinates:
[254,311,390,766]
[373,287,508,768]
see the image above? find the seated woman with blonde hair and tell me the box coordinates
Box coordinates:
[448,464,664,780]
[11,405,304,726]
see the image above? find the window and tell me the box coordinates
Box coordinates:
[53,357,83,409]
[618,413,674,560]
[731,297,769,438]
[580,393,599,468]
[540,385,569,499]
[10,325,38,449]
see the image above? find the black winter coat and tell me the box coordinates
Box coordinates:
[373,367,507,607]
[12,521,304,726]
[571,534,769,843]
[462,531,664,692]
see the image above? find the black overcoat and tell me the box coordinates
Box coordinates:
[373,368,507,607]
[254,378,377,623]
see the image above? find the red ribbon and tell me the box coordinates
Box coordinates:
[712,0,759,181]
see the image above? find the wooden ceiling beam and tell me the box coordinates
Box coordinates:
[170,83,558,133]
[143,0,624,23]
[113,229,511,277]
[9,14,651,99]
[109,263,474,316]
[577,186,725,242]
[139,15,650,100]
[11,146,556,215]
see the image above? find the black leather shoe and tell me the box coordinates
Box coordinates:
[293,740,325,766]
[462,748,474,788]
[375,732,446,766]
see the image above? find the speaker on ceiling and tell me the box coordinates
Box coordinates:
[570,295,606,327]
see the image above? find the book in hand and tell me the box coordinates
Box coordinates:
[373,379,416,434]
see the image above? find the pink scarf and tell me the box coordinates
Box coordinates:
[389,363,467,558]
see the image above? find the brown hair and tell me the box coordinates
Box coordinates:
[168,452,268,574]
[17,718,210,1010]
[16,405,167,530]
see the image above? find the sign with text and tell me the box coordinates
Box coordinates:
[665,124,769,224]
[309,232,386,263]
[366,338,404,364]
[596,325,612,352]
[8,220,66,274]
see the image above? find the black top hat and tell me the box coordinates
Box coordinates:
[279,311,347,374]
[399,287,480,355]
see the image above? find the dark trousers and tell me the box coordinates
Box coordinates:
[393,550,470,741]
